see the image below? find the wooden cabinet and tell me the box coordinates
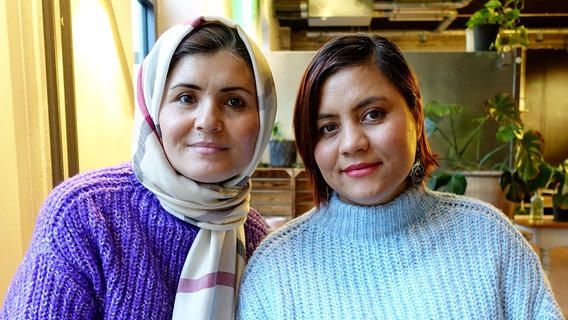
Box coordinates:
[249,168,314,223]
[294,170,314,216]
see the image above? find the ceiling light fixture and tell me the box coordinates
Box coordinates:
[307,0,373,27]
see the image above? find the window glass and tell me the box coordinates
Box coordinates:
[131,0,155,75]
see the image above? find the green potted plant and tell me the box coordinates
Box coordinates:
[268,121,297,167]
[424,100,514,216]
[427,93,559,218]
[547,159,568,221]
[425,101,508,194]
[466,0,529,52]
[485,93,550,214]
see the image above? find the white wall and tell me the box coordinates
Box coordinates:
[264,51,315,140]
[261,51,315,164]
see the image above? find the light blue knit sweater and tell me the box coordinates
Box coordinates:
[237,187,564,319]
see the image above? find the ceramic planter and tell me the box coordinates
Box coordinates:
[268,140,297,167]
[473,24,500,51]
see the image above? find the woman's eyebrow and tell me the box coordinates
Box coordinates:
[221,86,254,95]
[169,83,200,90]
[317,113,334,121]
[355,96,386,109]
[168,84,254,96]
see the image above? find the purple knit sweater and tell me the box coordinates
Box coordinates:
[1,162,269,319]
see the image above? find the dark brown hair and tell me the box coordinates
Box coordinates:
[293,33,437,207]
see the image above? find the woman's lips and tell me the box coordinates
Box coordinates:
[189,142,227,154]
[342,162,379,178]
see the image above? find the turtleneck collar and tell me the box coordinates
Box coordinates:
[307,187,434,238]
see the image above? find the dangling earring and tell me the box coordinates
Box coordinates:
[409,160,425,185]
[409,147,425,185]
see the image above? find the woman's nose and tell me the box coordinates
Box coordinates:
[195,102,222,133]
[340,125,369,155]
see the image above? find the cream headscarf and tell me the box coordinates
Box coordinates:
[131,16,276,319]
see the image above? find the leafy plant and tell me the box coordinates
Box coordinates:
[466,0,529,52]
[425,102,502,169]
[424,101,508,194]
[427,93,562,215]
[466,0,522,28]
[548,159,568,210]
[485,93,550,210]
[271,121,285,141]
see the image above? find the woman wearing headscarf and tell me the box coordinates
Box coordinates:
[2,16,276,319]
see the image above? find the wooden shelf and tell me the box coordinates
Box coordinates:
[250,168,314,221]
[294,170,314,216]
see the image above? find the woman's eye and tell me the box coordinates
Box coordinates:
[227,98,245,108]
[179,94,196,104]
[364,109,384,121]
[320,123,337,135]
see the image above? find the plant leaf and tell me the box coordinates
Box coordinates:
[499,170,525,203]
[446,173,467,195]
[515,130,544,181]
[485,93,522,129]
[424,101,462,117]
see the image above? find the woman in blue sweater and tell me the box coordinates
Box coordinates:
[237,34,563,319]
[2,16,276,319]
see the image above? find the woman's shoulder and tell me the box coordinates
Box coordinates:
[48,162,139,200]
[39,162,149,226]
[56,161,136,189]
[27,163,134,248]
[425,188,508,218]
[423,188,525,241]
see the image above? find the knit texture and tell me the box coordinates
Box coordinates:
[1,162,268,319]
[237,187,564,319]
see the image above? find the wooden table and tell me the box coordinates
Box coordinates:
[514,215,568,272]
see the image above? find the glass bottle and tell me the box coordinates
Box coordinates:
[530,189,544,222]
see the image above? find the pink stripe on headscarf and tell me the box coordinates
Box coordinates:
[177,272,235,293]
[136,65,160,137]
